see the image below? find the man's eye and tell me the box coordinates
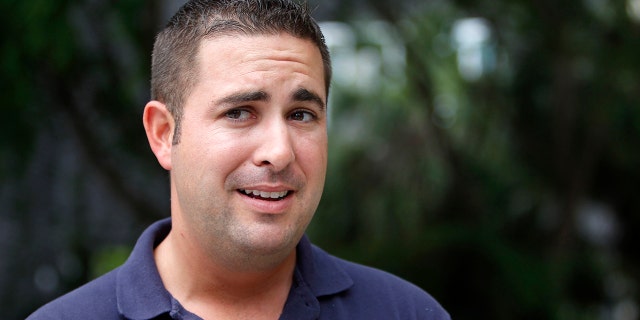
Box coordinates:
[290,110,316,122]
[225,109,252,120]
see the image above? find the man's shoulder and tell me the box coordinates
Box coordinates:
[310,244,451,319]
[332,252,446,303]
[27,219,173,320]
[27,268,121,320]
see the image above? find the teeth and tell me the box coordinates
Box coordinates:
[242,190,289,199]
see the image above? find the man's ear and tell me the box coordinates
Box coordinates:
[143,100,174,170]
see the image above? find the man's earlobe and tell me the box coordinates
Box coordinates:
[143,101,174,170]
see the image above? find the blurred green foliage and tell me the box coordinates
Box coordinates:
[1,0,639,319]
[89,245,131,279]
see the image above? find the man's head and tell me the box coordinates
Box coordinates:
[143,0,330,271]
[151,0,331,144]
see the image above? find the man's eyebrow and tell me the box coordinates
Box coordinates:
[293,88,325,110]
[217,90,270,105]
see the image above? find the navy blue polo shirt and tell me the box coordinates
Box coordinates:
[28,218,450,319]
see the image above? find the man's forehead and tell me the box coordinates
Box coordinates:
[194,33,327,94]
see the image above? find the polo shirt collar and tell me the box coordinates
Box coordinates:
[117,218,173,319]
[279,237,353,320]
[115,218,353,319]
[295,235,353,297]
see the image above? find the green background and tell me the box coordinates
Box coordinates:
[2,0,639,319]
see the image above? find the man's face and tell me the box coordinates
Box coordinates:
[169,34,327,268]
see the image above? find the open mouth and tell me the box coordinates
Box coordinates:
[238,189,291,201]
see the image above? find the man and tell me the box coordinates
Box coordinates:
[29,0,450,319]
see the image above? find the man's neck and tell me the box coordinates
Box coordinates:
[154,230,296,319]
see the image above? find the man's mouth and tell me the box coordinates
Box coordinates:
[239,189,290,201]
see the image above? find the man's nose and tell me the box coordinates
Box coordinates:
[252,118,295,172]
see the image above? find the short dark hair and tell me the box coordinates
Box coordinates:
[151,0,332,144]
